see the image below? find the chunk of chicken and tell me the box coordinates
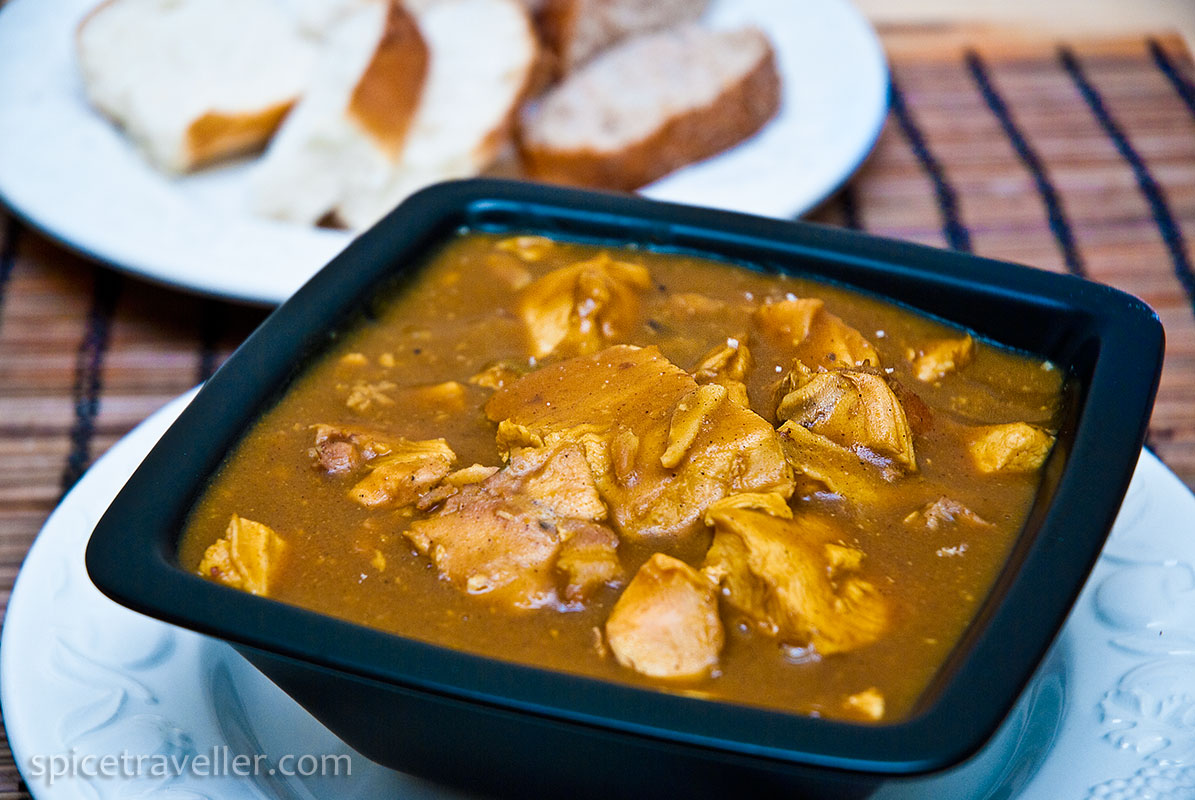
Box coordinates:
[496,235,556,262]
[903,497,992,531]
[777,421,892,502]
[486,345,794,542]
[704,491,793,520]
[703,504,887,656]
[557,521,623,603]
[518,253,652,358]
[340,378,471,416]
[609,425,640,484]
[776,367,916,470]
[404,444,618,608]
[349,438,455,509]
[468,361,526,391]
[605,553,724,679]
[967,422,1055,473]
[907,335,973,382]
[845,688,886,721]
[661,383,728,469]
[889,378,935,435]
[692,337,752,407]
[309,423,395,475]
[414,463,500,511]
[345,380,397,412]
[197,515,287,596]
[488,344,693,433]
[754,298,880,371]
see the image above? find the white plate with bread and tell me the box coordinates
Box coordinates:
[0,0,888,305]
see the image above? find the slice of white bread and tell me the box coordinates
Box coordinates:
[283,0,375,35]
[331,0,539,229]
[251,0,429,225]
[538,0,709,75]
[76,0,318,173]
[517,24,781,192]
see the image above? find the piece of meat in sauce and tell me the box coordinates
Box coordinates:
[309,423,396,475]
[404,444,620,609]
[605,553,724,680]
[518,252,652,358]
[496,234,556,263]
[691,336,752,407]
[967,422,1055,473]
[349,438,456,509]
[703,497,887,657]
[845,687,886,721]
[775,365,917,471]
[485,344,794,542]
[906,335,973,383]
[468,361,527,391]
[753,297,881,371]
[556,520,624,604]
[197,515,287,596]
[776,420,893,503]
[414,463,500,511]
[903,497,992,531]
[311,424,456,499]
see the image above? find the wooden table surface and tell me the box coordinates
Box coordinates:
[1,20,1193,800]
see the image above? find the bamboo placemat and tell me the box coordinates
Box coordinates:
[1,26,1193,800]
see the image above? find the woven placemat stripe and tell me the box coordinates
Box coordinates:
[837,184,864,232]
[197,298,224,383]
[60,269,122,496]
[964,50,1087,278]
[1060,46,1195,319]
[0,217,20,324]
[0,724,27,800]
[1149,38,1195,120]
[887,73,974,253]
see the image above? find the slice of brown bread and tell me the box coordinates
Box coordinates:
[537,0,709,75]
[517,24,781,192]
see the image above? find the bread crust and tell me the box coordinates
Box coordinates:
[348,0,429,159]
[76,0,313,172]
[536,0,580,76]
[517,40,781,191]
[75,0,117,40]
[469,0,542,169]
[330,0,541,229]
[185,101,295,167]
[536,0,710,77]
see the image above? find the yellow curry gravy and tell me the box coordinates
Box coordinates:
[180,232,1064,723]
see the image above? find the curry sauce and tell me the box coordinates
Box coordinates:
[180,232,1064,722]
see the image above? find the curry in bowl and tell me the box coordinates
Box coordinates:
[180,231,1062,723]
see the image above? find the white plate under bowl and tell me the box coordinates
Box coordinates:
[0,0,888,305]
[3,393,1195,798]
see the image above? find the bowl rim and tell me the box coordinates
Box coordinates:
[85,178,1163,776]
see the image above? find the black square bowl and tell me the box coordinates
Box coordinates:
[86,179,1163,798]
